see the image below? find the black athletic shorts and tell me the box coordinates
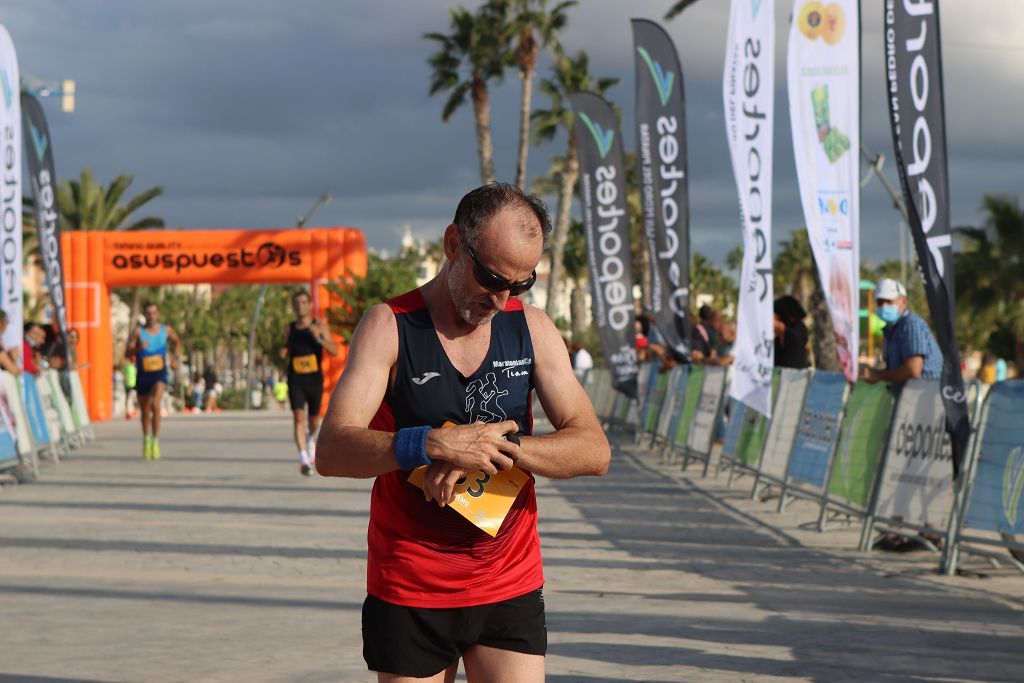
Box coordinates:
[362,588,546,677]
[287,375,323,414]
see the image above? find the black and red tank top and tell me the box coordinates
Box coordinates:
[366,288,543,608]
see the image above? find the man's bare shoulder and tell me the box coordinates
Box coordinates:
[521,302,559,338]
[353,303,397,345]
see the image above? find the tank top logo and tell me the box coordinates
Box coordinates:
[492,356,533,379]
[465,371,509,422]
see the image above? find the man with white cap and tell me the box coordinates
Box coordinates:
[860,278,942,393]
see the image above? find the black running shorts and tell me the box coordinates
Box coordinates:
[287,375,323,414]
[362,588,546,677]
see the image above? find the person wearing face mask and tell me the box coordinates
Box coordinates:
[860,279,942,394]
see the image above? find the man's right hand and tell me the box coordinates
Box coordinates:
[425,420,519,474]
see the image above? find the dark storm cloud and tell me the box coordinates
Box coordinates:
[2,0,1021,265]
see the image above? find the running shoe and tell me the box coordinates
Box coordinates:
[151,438,161,460]
[300,462,311,476]
[143,435,152,460]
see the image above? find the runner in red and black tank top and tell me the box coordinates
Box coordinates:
[367,288,542,608]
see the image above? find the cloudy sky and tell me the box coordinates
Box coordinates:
[2,0,1022,270]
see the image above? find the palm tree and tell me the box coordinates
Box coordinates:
[664,0,703,21]
[56,167,164,231]
[955,194,1024,369]
[531,50,618,319]
[425,3,515,185]
[562,217,589,340]
[56,167,165,363]
[510,0,576,189]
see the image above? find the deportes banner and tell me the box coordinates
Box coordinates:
[724,0,775,417]
[22,93,70,359]
[884,0,969,478]
[873,379,953,527]
[569,92,638,398]
[631,19,691,358]
[788,0,860,382]
[0,25,22,355]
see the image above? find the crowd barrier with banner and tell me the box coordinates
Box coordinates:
[653,366,688,452]
[717,397,748,476]
[727,371,780,486]
[778,371,848,512]
[637,366,671,445]
[860,379,955,551]
[818,381,894,531]
[943,380,1024,574]
[753,368,810,499]
[665,366,705,466]
[659,366,692,462]
[682,366,728,476]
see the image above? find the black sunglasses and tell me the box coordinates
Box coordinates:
[463,243,536,296]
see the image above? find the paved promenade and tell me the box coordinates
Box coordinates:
[1,413,1022,682]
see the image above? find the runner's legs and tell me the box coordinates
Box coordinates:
[377,663,457,683]
[150,382,166,437]
[462,646,544,683]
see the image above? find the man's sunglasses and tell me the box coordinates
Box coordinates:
[464,243,536,296]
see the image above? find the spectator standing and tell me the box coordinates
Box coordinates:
[860,279,942,394]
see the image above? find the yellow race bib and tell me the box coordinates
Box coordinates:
[141,355,165,372]
[407,421,529,537]
[292,354,318,374]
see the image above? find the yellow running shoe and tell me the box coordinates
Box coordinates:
[143,436,152,460]
[151,438,161,460]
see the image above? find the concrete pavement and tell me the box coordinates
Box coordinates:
[0,413,1021,682]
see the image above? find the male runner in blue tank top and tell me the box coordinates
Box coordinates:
[125,302,181,460]
[316,183,611,682]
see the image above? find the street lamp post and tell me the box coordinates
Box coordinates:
[243,189,332,411]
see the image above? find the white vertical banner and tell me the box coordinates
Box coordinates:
[725,0,775,417]
[0,24,22,355]
[787,0,860,382]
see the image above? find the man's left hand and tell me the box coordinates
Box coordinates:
[422,460,470,508]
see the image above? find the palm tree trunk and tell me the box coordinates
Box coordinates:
[571,282,587,341]
[471,76,496,185]
[809,264,840,372]
[515,66,535,189]
[545,135,578,320]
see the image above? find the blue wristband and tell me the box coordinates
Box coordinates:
[394,426,432,470]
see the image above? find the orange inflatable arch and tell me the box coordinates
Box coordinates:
[61,228,367,421]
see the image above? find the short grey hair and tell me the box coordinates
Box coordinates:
[452,182,552,251]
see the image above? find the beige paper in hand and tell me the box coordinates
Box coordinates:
[407,421,529,537]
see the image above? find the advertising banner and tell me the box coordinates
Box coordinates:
[687,366,727,456]
[737,369,780,465]
[724,0,775,416]
[22,93,70,357]
[655,365,686,440]
[884,0,969,477]
[873,379,953,527]
[642,370,671,433]
[963,381,1024,534]
[570,92,638,398]
[632,19,691,358]
[759,368,811,480]
[828,381,894,507]
[722,397,747,459]
[787,0,860,382]
[0,25,22,354]
[673,365,705,449]
[787,371,847,489]
[21,373,49,447]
